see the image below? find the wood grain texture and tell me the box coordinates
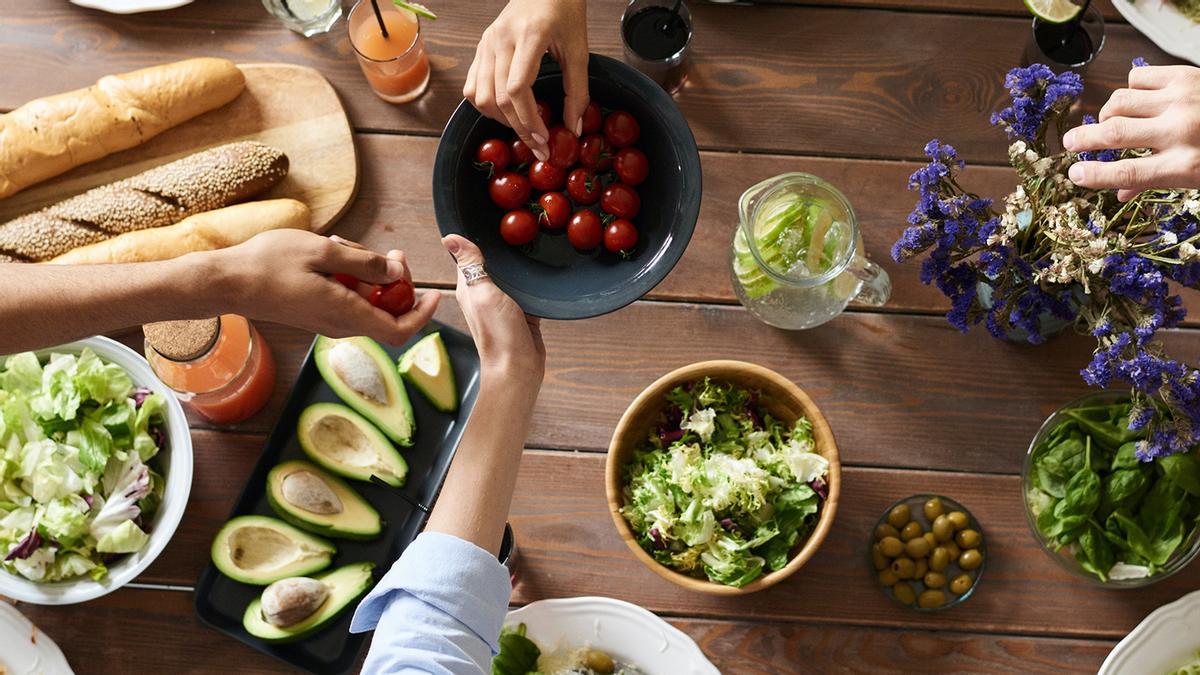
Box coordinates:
[769,0,1123,22]
[0,1,1176,163]
[0,63,357,234]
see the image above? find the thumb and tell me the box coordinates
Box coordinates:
[442,234,492,286]
[321,238,408,284]
[560,49,591,137]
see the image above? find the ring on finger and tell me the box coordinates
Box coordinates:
[461,262,489,286]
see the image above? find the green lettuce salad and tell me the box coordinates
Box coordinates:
[620,378,829,587]
[0,348,167,583]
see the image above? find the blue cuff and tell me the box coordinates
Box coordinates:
[350,531,512,654]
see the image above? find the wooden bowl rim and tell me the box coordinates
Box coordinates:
[604,360,842,596]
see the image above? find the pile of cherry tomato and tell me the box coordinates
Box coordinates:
[474,100,648,256]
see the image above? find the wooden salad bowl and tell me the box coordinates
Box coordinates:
[605,360,842,596]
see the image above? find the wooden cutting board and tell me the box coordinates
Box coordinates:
[0,63,357,234]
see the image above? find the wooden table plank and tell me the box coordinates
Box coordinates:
[773,0,1123,22]
[0,1,1174,163]
[6,593,1117,675]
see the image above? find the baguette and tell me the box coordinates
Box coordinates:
[0,58,245,199]
[48,199,312,265]
[0,141,288,262]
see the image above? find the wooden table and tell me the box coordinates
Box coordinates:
[2,1,1197,672]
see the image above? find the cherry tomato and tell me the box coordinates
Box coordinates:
[333,273,359,290]
[600,182,641,219]
[500,208,539,246]
[547,125,580,169]
[537,192,571,229]
[536,99,554,128]
[474,139,511,175]
[369,279,416,317]
[528,160,566,191]
[567,209,603,250]
[603,110,640,148]
[489,172,532,210]
[578,134,612,171]
[604,218,639,254]
[581,101,603,135]
[613,147,649,186]
[510,138,536,167]
[566,168,602,205]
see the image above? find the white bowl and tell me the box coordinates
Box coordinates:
[0,336,193,605]
[505,597,719,675]
[1099,588,1200,674]
[0,601,74,673]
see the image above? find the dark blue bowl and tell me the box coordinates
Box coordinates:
[433,54,702,320]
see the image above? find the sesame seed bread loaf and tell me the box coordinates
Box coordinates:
[0,58,245,199]
[0,141,289,262]
[48,199,312,265]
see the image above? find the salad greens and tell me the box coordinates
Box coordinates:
[0,348,167,582]
[492,623,540,675]
[620,378,829,587]
[1027,398,1200,582]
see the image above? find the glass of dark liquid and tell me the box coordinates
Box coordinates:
[1023,4,1105,76]
[621,0,694,94]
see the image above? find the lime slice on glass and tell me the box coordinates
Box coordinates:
[1023,0,1082,23]
[392,1,437,20]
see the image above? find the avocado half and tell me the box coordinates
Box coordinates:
[266,460,382,540]
[398,332,458,413]
[242,561,376,643]
[297,402,409,487]
[314,336,415,446]
[211,515,336,585]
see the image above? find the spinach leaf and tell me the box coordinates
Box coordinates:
[1159,451,1200,498]
[1053,453,1101,520]
[1037,434,1086,479]
[1064,409,1136,451]
[1100,468,1150,517]
[492,624,540,675]
[1114,511,1180,567]
[1076,522,1116,581]
[1111,442,1141,471]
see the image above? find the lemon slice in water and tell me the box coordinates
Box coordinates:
[1024,0,1082,23]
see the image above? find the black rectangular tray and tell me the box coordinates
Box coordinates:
[193,323,480,674]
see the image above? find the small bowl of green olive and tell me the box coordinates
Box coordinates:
[868,494,986,611]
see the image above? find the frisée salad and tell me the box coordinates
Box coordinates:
[620,378,829,587]
[0,348,167,583]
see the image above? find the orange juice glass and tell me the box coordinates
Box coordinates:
[349,0,431,104]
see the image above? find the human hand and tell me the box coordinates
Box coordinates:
[204,229,439,345]
[1064,65,1200,201]
[442,234,545,393]
[463,0,589,162]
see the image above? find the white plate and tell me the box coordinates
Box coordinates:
[1099,588,1200,674]
[0,602,74,674]
[69,0,193,14]
[0,336,193,605]
[1112,0,1200,66]
[505,597,719,675]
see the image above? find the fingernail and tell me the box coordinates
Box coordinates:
[533,146,548,162]
[532,132,546,145]
[1063,129,1077,149]
[1068,163,1085,183]
[444,236,461,257]
[330,235,346,244]
[574,118,583,136]
[386,259,406,278]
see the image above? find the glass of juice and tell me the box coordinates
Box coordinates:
[261,0,342,37]
[730,173,891,330]
[348,0,432,104]
[1023,4,1105,75]
[621,0,693,94]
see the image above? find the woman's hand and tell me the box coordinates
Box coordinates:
[1064,65,1200,201]
[442,234,545,396]
[464,0,589,162]
[204,229,439,345]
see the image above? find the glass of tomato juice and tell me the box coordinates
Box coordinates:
[348,0,432,104]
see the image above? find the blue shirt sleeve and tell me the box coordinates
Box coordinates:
[351,531,512,675]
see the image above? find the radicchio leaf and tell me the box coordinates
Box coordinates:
[4,528,41,561]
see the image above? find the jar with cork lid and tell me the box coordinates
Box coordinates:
[144,315,276,425]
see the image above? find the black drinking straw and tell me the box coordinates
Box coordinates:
[660,0,684,34]
[370,474,429,513]
[1064,0,1092,46]
[370,0,389,39]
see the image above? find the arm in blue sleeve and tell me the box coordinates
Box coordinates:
[350,532,513,675]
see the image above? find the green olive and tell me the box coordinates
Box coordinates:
[900,521,924,542]
[585,649,615,674]
[879,536,904,558]
[959,549,983,570]
[913,557,928,580]
[949,574,973,595]
[891,557,916,579]
[932,515,954,542]
[887,504,912,528]
[923,532,939,551]
[947,511,970,531]
[918,589,946,609]
[942,541,961,561]
[879,568,899,586]
[923,497,945,521]
[955,529,982,549]
[905,536,931,559]
[872,544,889,571]
[892,582,917,605]
[929,546,951,572]
[923,571,947,588]
[875,523,901,541]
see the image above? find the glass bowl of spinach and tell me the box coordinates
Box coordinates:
[1023,391,1200,587]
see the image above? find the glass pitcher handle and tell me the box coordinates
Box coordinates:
[849,255,891,307]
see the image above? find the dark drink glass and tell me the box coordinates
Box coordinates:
[621,0,693,94]
[1023,4,1105,76]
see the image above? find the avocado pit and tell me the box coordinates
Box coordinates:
[281,469,343,515]
[328,341,389,405]
[261,577,330,628]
